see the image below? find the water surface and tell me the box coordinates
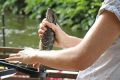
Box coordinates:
[0,14,86,49]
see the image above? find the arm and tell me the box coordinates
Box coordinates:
[35,11,120,70]
[60,35,82,48]
[6,11,120,71]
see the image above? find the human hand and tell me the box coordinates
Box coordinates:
[6,48,40,64]
[33,63,41,71]
[38,19,69,48]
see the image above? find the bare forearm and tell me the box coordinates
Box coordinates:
[36,47,80,71]
[61,35,82,48]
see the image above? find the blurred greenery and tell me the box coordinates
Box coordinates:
[0,0,102,31]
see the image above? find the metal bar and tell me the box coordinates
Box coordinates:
[2,12,6,47]
[1,70,77,79]
[0,69,16,79]
[46,70,78,79]
[0,47,23,53]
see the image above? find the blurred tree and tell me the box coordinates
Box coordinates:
[0,0,102,31]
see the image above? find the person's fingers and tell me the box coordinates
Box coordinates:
[38,33,43,38]
[39,18,60,33]
[38,23,47,37]
[33,63,40,71]
[41,24,47,31]
[5,57,21,61]
[42,18,47,22]
[43,20,57,32]
[38,29,45,37]
[33,63,39,68]
[39,23,47,31]
[9,54,20,57]
[8,61,21,63]
[37,67,40,71]
[38,29,45,34]
[41,27,47,32]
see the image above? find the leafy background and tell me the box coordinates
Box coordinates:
[0,0,102,31]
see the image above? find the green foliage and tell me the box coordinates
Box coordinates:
[0,0,26,14]
[0,0,102,31]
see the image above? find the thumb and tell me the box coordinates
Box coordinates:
[43,20,59,32]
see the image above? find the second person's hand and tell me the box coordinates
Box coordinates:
[5,48,41,64]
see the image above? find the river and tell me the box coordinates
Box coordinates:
[0,14,86,49]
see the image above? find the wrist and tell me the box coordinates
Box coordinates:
[62,35,81,48]
[60,34,72,48]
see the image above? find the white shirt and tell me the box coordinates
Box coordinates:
[76,0,120,80]
[76,37,120,80]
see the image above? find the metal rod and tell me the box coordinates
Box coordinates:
[2,12,6,47]
[0,47,23,53]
